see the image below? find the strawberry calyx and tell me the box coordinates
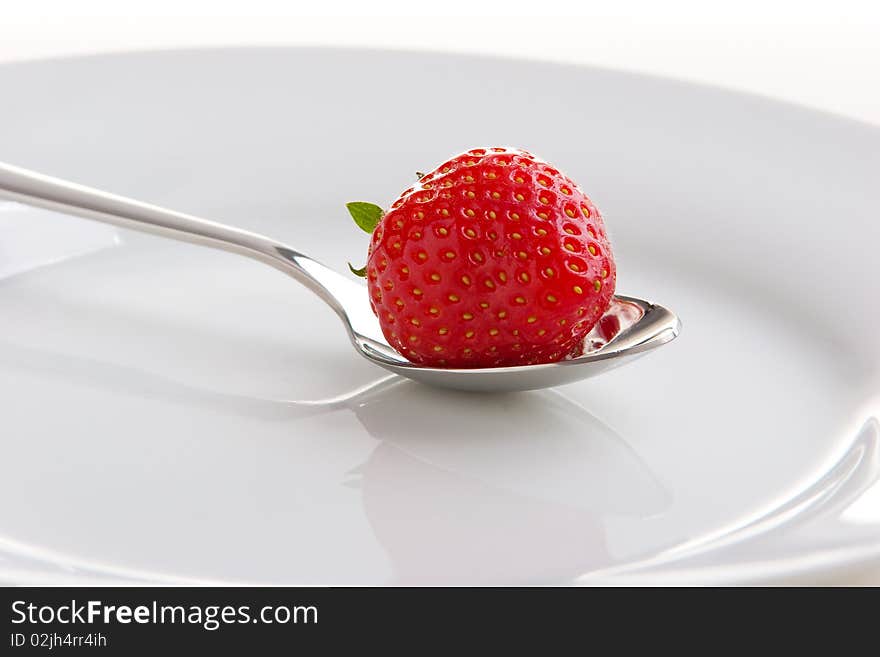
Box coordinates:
[347,201,384,234]
[346,201,384,277]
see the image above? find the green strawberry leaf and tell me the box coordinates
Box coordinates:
[348,262,368,278]
[346,201,384,234]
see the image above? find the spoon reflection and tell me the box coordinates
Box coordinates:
[346,382,671,584]
[1,342,670,583]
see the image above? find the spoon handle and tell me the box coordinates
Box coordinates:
[0,160,360,322]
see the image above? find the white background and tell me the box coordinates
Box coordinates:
[3,0,880,126]
[2,0,879,585]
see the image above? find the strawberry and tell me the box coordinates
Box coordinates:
[348,147,616,368]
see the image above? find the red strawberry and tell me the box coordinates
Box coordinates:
[348,147,616,368]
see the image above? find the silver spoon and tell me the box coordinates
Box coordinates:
[0,161,680,392]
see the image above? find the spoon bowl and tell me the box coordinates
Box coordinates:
[0,161,679,392]
[351,294,679,392]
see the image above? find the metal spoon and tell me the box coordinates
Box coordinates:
[0,161,680,392]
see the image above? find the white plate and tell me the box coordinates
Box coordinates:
[0,49,878,585]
